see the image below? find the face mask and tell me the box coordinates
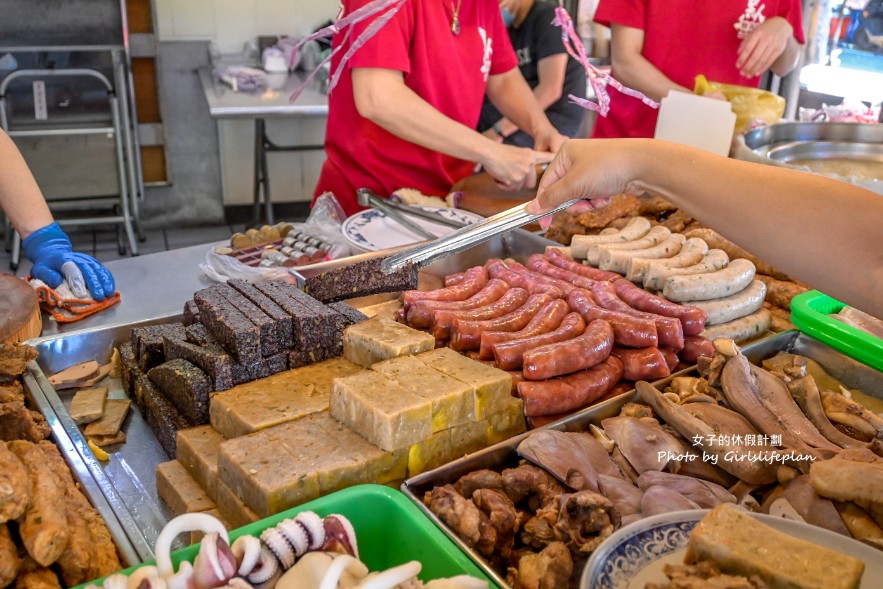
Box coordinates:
[501,7,516,28]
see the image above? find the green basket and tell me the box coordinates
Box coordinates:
[790,290,883,372]
[76,484,495,588]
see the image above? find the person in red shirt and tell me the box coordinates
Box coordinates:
[592,0,805,138]
[314,0,568,215]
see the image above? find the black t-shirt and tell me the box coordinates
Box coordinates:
[479,0,587,142]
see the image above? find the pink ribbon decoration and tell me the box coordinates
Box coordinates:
[289,0,407,103]
[553,6,659,116]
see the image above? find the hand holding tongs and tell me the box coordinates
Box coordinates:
[381,198,580,274]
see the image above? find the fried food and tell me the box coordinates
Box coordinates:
[545,194,641,245]
[13,557,61,589]
[756,274,810,310]
[0,383,50,443]
[7,441,69,567]
[0,344,37,379]
[510,541,573,589]
[0,523,20,588]
[0,442,29,523]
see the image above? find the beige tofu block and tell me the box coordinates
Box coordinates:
[210,358,365,439]
[371,355,474,432]
[408,429,453,478]
[191,508,228,544]
[416,347,513,420]
[449,419,488,460]
[331,370,432,451]
[177,425,224,502]
[156,459,216,516]
[487,397,527,446]
[368,447,409,486]
[218,419,322,518]
[217,481,259,530]
[343,316,435,367]
[69,386,108,425]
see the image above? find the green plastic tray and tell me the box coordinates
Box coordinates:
[790,290,883,372]
[76,484,495,588]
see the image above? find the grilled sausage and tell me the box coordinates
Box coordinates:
[451,294,553,351]
[522,319,614,380]
[590,281,685,350]
[485,259,563,297]
[494,313,586,371]
[403,266,487,309]
[610,347,671,381]
[432,287,529,340]
[526,254,598,290]
[406,278,509,327]
[518,356,624,416]
[613,278,707,336]
[679,335,715,363]
[480,299,569,359]
[544,247,620,282]
[567,290,659,348]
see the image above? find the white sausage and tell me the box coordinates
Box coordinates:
[570,216,652,259]
[628,237,708,285]
[700,308,772,343]
[687,280,767,325]
[600,234,686,275]
[587,225,672,266]
[663,258,757,302]
[644,249,730,292]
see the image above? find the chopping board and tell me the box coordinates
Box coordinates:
[0,274,42,343]
[452,166,543,229]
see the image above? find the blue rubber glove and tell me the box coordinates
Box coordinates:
[22,222,115,301]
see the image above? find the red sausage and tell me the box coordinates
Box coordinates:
[444,271,467,287]
[658,347,681,372]
[613,278,707,336]
[526,254,598,290]
[431,288,529,341]
[567,290,659,348]
[518,356,624,417]
[494,313,586,371]
[403,266,487,310]
[451,294,553,351]
[406,278,508,327]
[485,259,563,298]
[610,347,671,381]
[479,299,569,359]
[522,319,614,380]
[508,371,525,396]
[679,335,715,363]
[590,281,685,350]
[545,247,621,282]
[506,262,579,296]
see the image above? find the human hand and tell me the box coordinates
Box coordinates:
[736,17,793,78]
[525,139,644,228]
[22,222,116,301]
[482,127,504,143]
[532,128,569,153]
[482,143,554,191]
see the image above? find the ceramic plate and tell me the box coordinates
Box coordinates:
[342,206,483,253]
[581,509,883,589]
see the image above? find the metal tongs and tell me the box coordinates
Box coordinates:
[381,198,580,274]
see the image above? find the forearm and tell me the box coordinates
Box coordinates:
[770,35,802,77]
[0,130,53,238]
[497,82,563,136]
[613,54,689,102]
[488,69,556,138]
[631,140,883,315]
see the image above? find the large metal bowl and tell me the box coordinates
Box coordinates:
[742,122,883,181]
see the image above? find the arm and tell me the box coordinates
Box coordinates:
[737,17,802,78]
[0,129,54,239]
[492,54,568,138]
[527,139,883,317]
[352,67,551,190]
[609,24,690,102]
[485,68,567,152]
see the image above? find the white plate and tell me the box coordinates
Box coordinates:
[341,206,484,253]
[581,509,883,589]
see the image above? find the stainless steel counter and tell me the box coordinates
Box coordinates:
[39,242,218,338]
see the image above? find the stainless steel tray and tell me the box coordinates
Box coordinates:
[401,331,883,589]
[21,228,559,564]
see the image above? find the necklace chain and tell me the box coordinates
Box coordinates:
[451,0,462,35]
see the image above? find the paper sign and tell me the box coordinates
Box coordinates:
[654,90,737,156]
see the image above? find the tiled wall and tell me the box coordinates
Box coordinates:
[154,0,338,205]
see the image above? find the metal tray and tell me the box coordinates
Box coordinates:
[401,331,883,589]
[22,228,559,564]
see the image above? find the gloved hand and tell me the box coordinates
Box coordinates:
[22,222,115,301]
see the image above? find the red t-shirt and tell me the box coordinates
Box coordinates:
[592,0,805,138]
[314,0,518,215]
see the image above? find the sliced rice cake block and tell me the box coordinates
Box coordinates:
[148,359,212,425]
[140,374,194,458]
[193,287,261,365]
[163,336,234,392]
[327,301,368,327]
[371,355,474,432]
[303,257,418,303]
[251,280,342,353]
[210,357,365,439]
[227,279,295,350]
[486,397,527,446]
[416,347,513,420]
[407,428,453,478]
[176,425,224,502]
[331,370,432,452]
[156,459,216,516]
[342,316,434,368]
[185,323,217,347]
[131,323,186,372]
[118,342,140,400]
[183,300,201,327]
[215,284,280,357]
[449,419,489,459]
[217,481,259,530]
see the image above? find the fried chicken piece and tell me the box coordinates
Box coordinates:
[660,209,695,234]
[0,401,50,443]
[425,485,482,548]
[0,442,29,523]
[0,381,23,403]
[7,441,69,567]
[37,441,121,579]
[13,557,61,589]
[473,488,520,559]
[637,194,679,217]
[511,541,573,589]
[755,275,809,310]
[544,194,641,245]
[0,344,37,379]
[0,523,21,588]
[454,469,505,499]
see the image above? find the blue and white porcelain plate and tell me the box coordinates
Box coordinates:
[342,206,483,253]
[581,509,882,589]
